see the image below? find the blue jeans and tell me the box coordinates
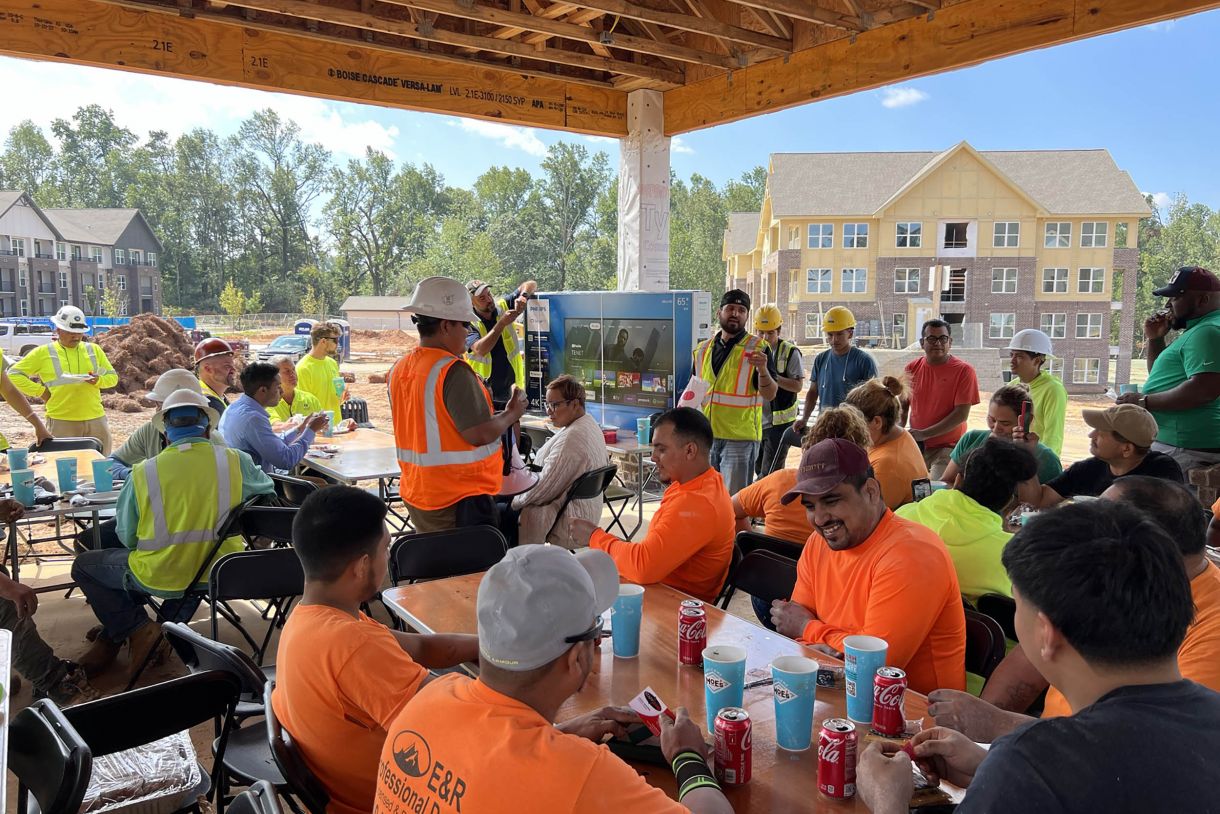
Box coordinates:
[711,439,759,496]
[70,549,200,642]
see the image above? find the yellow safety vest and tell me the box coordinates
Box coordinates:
[769,338,799,426]
[467,297,525,390]
[695,333,764,442]
[10,341,117,420]
[128,441,244,597]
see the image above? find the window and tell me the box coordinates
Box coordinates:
[90,247,102,263]
[1076,313,1103,339]
[896,222,922,248]
[1040,313,1067,339]
[843,223,868,249]
[1081,222,1108,248]
[993,221,1020,248]
[1042,268,1068,293]
[943,222,969,249]
[34,240,47,258]
[1078,267,1105,294]
[11,238,24,257]
[788,227,800,249]
[806,268,832,294]
[147,251,157,268]
[59,299,68,308]
[894,268,921,294]
[58,271,68,289]
[0,270,11,291]
[1073,357,1101,384]
[805,312,822,340]
[1046,357,1062,380]
[989,313,1016,339]
[943,268,967,302]
[55,242,66,261]
[991,268,1018,294]
[19,301,28,316]
[18,269,26,288]
[71,244,82,260]
[1044,222,1071,248]
[841,267,867,294]
[892,313,907,345]
[130,249,142,265]
[120,301,128,316]
[98,273,106,290]
[807,224,833,249]
[114,249,126,265]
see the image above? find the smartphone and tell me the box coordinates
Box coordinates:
[912,478,932,501]
[1020,399,1033,434]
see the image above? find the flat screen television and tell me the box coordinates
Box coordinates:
[564,317,673,410]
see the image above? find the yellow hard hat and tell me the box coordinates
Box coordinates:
[754,304,783,332]
[823,306,857,332]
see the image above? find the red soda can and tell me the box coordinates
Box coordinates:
[680,599,704,610]
[818,718,857,798]
[872,666,908,737]
[678,607,706,665]
[713,708,751,785]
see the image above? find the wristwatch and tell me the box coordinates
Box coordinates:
[1138,394,1148,409]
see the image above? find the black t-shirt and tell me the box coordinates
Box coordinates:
[958,681,1220,813]
[1045,451,1184,500]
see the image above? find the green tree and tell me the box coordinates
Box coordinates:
[50,105,138,207]
[539,142,610,290]
[409,216,502,286]
[0,121,62,204]
[100,287,125,319]
[300,283,326,319]
[474,165,551,288]
[723,166,767,213]
[669,173,728,298]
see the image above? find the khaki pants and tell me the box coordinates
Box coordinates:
[48,417,113,455]
[922,446,953,481]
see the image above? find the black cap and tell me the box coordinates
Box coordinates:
[721,289,751,310]
[1153,266,1220,297]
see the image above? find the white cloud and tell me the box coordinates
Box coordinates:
[672,136,694,154]
[584,135,618,145]
[452,118,547,157]
[879,86,930,109]
[1146,191,1172,211]
[1147,19,1177,32]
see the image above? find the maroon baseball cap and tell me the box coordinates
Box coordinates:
[781,438,871,505]
[1153,266,1220,297]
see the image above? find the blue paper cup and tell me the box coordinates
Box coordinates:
[843,635,888,724]
[323,410,335,438]
[7,448,27,471]
[611,584,644,658]
[636,417,651,445]
[1118,384,1140,395]
[10,469,35,507]
[332,375,346,397]
[92,459,113,492]
[55,458,77,492]
[703,644,747,732]
[771,655,819,751]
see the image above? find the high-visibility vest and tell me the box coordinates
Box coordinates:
[467,297,525,390]
[695,333,765,442]
[768,338,799,425]
[391,346,503,510]
[10,341,115,420]
[128,441,244,597]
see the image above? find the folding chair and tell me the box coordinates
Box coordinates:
[9,699,93,814]
[735,530,803,562]
[717,548,798,610]
[545,464,619,540]
[976,593,1018,643]
[238,507,299,548]
[603,477,634,539]
[521,425,554,469]
[230,781,283,814]
[268,474,318,508]
[265,682,329,814]
[964,607,1007,682]
[766,423,803,474]
[387,525,508,585]
[714,544,745,606]
[29,437,104,454]
[209,548,305,665]
[65,671,243,814]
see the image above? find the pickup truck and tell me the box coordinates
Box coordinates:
[0,323,55,357]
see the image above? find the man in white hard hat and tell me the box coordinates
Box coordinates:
[795,306,878,434]
[466,278,537,404]
[71,388,275,678]
[10,305,118,453]
[1005,328,1067,456]
[390,276,527,532]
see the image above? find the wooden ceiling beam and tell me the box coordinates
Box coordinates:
[719,0,862,31]
[565,0,791,52]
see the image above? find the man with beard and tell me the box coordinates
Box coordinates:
[272,487,479,814]
[568,408,734,603]
[902,319,980,480]
[770,438,966,695]
[193,337,238,417]
[1118,266,1220,482]
[691,289,778,494]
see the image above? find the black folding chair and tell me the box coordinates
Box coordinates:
[238,507,299,548]
[714,544,745,606]
[521,425,554,468]
[9,699,92,814]
[230,781,283,814]
[265,682,329,814]
[65,671,243,814]
[735,529,803,562]
[387,525,508,585]
[545,464,619,540]
[964,607,1007,681]
[29,436,104,454]
[209,548,305,664]
[976,593,1018,643]
[718,548,798,610]
[268,474,318,508]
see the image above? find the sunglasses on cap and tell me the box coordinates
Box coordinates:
[564,616,605,644]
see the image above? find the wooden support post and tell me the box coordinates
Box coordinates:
[617,90,670,292]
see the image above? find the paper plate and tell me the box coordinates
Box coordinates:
[84,491,122,503]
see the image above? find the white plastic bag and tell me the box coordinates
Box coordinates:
[678,376,711,410]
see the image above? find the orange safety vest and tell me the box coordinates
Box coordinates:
[390,346,502,510]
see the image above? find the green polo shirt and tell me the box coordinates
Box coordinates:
[1026,370,1067,457]
[1144,309,1220,449]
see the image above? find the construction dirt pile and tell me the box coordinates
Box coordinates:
[96,314,196,412]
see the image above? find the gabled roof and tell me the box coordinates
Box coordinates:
[341,296,416,311]
[41,208,162,250]
[0,190,65,239]
[724,212,761,256]
[873,141,1048,217]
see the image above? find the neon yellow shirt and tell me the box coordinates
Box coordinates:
[10,341,118,421]
[295,353,343,416]
[1027,370,1068,457]
[266,387,324,423]
[896,488,1012,600]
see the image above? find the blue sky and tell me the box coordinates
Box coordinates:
[0,9,1216,215]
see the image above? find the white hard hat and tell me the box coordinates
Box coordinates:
[1006,328,1054,357]
[51,305,89,334]
[147,369,203,403]
[401,276,480,323]
[153,388,219,431]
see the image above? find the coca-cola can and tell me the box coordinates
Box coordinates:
[680,599,704,610]
[818,718,857,798]
[871,666,908,737]
[713,707,752,786]
[678,607,706,665]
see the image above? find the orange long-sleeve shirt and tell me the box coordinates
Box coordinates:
[590,467,734,602]
[791,510,966,694]
[1042,560,1220,718]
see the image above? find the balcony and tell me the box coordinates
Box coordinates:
[27,256,57,273]
[34,252,55,260]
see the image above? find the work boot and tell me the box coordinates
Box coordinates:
[85,624,103,642]
[77,633,122,679]
[44,662,101,707]
[125,621,167,677]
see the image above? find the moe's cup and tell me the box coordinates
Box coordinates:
[92,459,114,492]
[771,655,819,751]
[1118,384,1140,395]
[611,584,644,658]
[332,375,346,397]
[323,411,335,438]
[843,635,888,724]
[703,644,747,732]
[636,418,651,446]
[55,458,77,492]
[6,448,27,471]
[10,469,35,507]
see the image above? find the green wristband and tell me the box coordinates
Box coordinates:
[678,776,722,801]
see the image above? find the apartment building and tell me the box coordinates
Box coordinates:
[722,142,1151,393]
[0,191,164,320]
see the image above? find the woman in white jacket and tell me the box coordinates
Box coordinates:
[512,375,609,547]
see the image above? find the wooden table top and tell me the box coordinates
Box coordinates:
[383,575,935,812]
[299,428,398,484]
[26,449,105,484]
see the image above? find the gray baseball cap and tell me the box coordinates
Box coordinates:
[477,545,619,671]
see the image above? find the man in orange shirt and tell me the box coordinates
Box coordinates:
[569,407,734,603]
[374,545,733,813]
[272,486,480,814]
[770,438,966,694]
[925,476,1220,742]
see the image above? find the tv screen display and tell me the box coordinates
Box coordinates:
[564,317,673,410]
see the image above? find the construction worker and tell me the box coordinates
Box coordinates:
[692,289,778,495]
[1006,328,1067,456]
[0,360,53,452]
[10,305,118,454]
[466,279,537,404]
[754,304,804,477]
[71,389,275,678]
[392,276,527,532]
[794,306,878,434]
[193,337,237,417]
[296,323,345,418]
[266,355,324,423]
